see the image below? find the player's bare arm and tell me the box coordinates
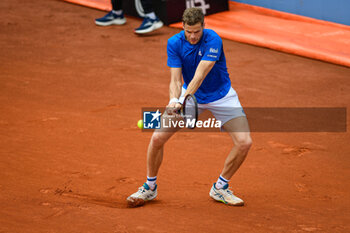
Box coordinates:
[184,60,215,97]
[167,67,182,114]
[169,67,182,101]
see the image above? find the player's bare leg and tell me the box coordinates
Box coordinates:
[210,116,252,206]
[221,116,252,179]
[147,130,176,177]
[146,111,183,176]
[127,114,179,207]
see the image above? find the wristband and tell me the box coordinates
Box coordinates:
[169,98,179,105]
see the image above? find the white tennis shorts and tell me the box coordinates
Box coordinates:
[181,87,246,126]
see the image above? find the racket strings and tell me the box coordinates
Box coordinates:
[183,96,197,127]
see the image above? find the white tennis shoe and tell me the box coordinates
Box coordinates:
[127,183,157,207]
[209,183,244,206]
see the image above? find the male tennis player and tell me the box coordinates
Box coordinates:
[127,8,252,206]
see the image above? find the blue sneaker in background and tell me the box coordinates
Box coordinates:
[95,11,126,26]
[134,16,163,34]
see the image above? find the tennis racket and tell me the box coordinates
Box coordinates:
[180,94,198,129]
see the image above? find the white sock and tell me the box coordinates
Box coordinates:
[146,176,157,190]
[146,12,156,20]
[215,175,229,189]
[112,10,123,15]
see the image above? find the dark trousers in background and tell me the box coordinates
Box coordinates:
[111,0,154,13]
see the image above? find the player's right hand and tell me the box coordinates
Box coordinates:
[166,102,182,116]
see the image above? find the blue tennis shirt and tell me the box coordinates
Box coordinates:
[167,29,231,104]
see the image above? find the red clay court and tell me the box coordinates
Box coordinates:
[0,0,349,232]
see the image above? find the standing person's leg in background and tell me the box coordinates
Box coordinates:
[95,0,126,26]
[134,0,163,34]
